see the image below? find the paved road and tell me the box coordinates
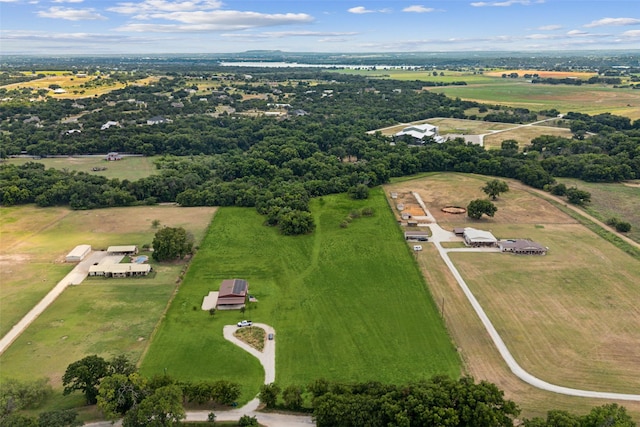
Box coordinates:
[0,251,108,355]
[411,192,640,402]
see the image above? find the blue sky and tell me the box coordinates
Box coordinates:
[1,0,639,54]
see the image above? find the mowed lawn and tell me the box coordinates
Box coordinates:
[140,190,460,402]
[6,156,159,181]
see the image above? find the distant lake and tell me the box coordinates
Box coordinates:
[219,61,416,69]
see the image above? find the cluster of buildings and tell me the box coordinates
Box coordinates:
[454,227,548,254]
[66,245,152,278]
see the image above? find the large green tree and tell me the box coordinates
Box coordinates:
[122,385,185,427]
[152,226,194,261]
[482,179,509,200]
[467,199,498,219]
[62,355,110,405]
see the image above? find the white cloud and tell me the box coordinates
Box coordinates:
[526,33,555,39]
[621,29,640,37]
[537,24,561,31]
[471,0,542,7]
[348,6,374,14]
[403,5,434,13]
[0,0,19,2]
[115,11,313,32]
[567,29,589,37]
[584,17,640,28]
[108,0,223,15]
[37,6,106,20]
[52,0,84,3]
[221,31,357,39]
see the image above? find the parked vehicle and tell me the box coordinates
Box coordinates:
[268,333,274,340]
[237,320,252,327]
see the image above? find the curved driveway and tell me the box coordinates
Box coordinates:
[412,192,640,402]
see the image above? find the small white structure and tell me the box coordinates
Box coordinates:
[413,245,423,251]
[147,116,170,125]
[395,123,445,143]
[463,228,497,247]
[66,244,91,262]
[101,121,119,130]
[53,88,66,94]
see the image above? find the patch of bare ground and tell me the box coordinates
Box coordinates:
[234,326,265,351]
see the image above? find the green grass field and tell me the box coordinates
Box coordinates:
[5,156,159,181]
[140,190,460,402]
[428,82,640,118]
[330,68,640,119]
[557,178,640,244]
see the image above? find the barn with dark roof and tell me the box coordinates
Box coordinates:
[217,279,249,308]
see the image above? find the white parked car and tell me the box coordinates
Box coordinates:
[413,245,423,251]
[237,320,253,327]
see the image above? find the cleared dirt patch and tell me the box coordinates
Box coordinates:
[234,326,266,352]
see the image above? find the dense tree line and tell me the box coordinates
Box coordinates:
[2,70,639,234]
[531,76,623,85]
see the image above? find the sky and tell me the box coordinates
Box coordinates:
[0,0,639,55]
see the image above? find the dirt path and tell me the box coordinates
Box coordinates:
[511,182,640,250]
[0,251,107,355]
[412,192,640,402]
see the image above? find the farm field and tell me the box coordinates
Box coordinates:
[482,124,573,150]
[1,73,152,99]
[557,178,640,244]
[5,156,159,181]
[331,68,640,119]
[427,81,640,119]
[385,173,640,418]
[140,190,460,402]
[0,205,216,420]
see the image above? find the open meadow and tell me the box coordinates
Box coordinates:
[428,81,640,120]
[5,156,159,181]
[330,68,640,119]
[140,190,461,402]
[385,173,640,418]
[557,178,640,244]
[0,205,217,396]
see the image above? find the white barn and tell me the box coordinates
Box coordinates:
[66,244,91,262]
[463,228,497,247]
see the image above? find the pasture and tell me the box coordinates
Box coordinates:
[5,156,159,181]
[0,205,217,383]
[140,190,460,402]
[427,81,640,119]
[482,124,573,150]
[331,67,640,119]
[385,173,640,418]
[557,178,640,244]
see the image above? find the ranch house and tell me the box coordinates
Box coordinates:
[498,239,547,255]
[107,245,138,256]
[88,263,151,278]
